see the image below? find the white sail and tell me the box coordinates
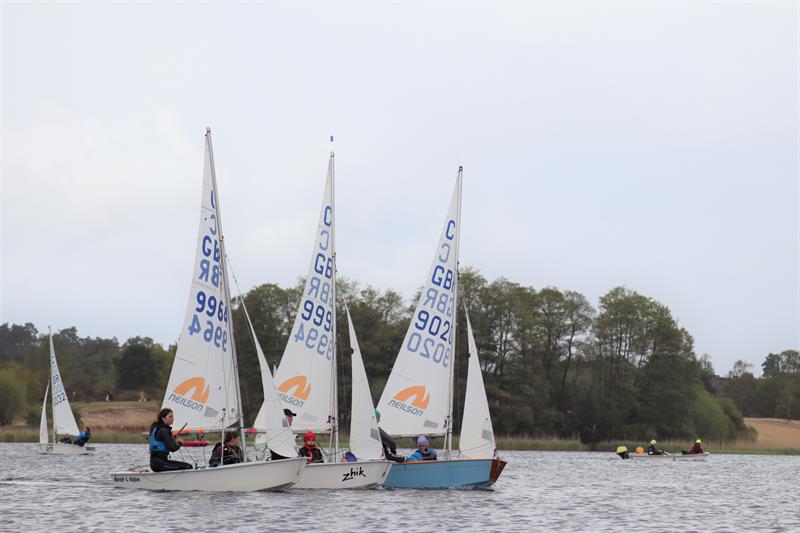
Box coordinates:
[249,318,298,458]
[162,130,239,431]
[49,333,80,436]
[377,175,461,437]
[39,384,49,444]
[274,156,335,433]
[347,309,383,460]
[459,311,497,459]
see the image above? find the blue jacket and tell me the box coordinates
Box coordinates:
[407,447,437,461]
[74,431,90,446]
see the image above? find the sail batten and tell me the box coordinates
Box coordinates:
[377,175,461,437]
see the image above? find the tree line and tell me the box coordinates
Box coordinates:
[1,268,797,444]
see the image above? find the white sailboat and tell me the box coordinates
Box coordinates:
[37,330,93,455]
[377,168,506,489]
[111,128,305,491]
[270,153,391,489]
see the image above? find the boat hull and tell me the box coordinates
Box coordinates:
[293,460,392,489]
[110,458,306,492]
[628,453,710,461]
[383,458,506,489]
[37,443,94,455]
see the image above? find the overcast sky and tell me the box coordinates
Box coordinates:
[1,2,797,375]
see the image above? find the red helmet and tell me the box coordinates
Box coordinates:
[304,431,316,442]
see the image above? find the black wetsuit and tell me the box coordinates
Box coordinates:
[149,424,193,472]
[298,445,324,463]
[209,442,243,467]
[379,427,405,463]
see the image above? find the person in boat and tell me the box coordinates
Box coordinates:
[270,408,298,461]
[406,435,437,461]
[149,408,192,472]
[61,435,73,444]
[73,426,91,447]
[298,431,324,464]
[209,431,244,467]
[647,439,665,455]
[375,410,405,463]
[686,438,705,455]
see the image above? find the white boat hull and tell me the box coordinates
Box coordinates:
[111,458,306,492]
[628,453,710,461]
[37,443,94,455]
[294,460,393,489]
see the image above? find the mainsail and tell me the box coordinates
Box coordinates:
[458,310,497,459]
[377,173,461,437]
[39,384,49,444]
[49,332,80,436]
[274,155,336,433]
[162,129,239,431]
[346,308,383,460]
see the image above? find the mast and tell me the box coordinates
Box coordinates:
[445,166,463,456]
[329,150,339,458]
[205,127,247,453]
[48,327,55,444]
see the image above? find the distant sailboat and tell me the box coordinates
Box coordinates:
[270,153,391,489]
[377,167,506,488]
[37,329,92,455]
[111,128,305,491]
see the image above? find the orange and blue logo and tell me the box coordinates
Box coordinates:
[278,375,311,407]
[168,376,217,418]
[388,385,430,417]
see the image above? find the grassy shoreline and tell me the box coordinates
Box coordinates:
[2,430,797,455]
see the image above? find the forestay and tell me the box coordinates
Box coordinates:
[162,132,239,431]
[50,333,80,436]
[377,176,461,437]
[346,309,383,460]
[274,157,335,433]
[459,310,497,459]
[39,384,49,444]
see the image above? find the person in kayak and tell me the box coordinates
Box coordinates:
[298,431,324,464]
[407,435,437,461]
[270,408,298,461]
[209,431,244,467]
[687,438,705,454]
[149,408,192,472]
[647,439,665,455]
[376,410,405,463]
[73,426,91,447]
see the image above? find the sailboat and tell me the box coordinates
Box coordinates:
[111,128,305,491]
[37,329,93,455]
[376,168,506,489]
[269,153,391,489]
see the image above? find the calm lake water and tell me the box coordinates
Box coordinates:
[1,443,798,532]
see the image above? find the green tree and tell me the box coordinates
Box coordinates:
[117,337,160,391]
[0,370,26,425]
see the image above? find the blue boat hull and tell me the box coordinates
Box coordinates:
[383,458,505,489]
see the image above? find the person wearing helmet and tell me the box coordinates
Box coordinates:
[298,431,324,464]
[688,438,705,455]
[406,435,437,461]
[647,439,664,455]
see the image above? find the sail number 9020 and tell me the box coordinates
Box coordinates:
[407,310,451,368]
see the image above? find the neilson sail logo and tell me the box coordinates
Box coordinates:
[168,376,218,418]
[278,375,311,408]
[388,385,430,417]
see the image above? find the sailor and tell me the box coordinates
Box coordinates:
[270,408,298,461]
[73,426,91,447]
[406,435,437,461]
[687,438,705,455]
[209,431,244,467]
[646,439,664,455]
[375,410,405,463]
[149,408,192,472]
[298,431,324,464]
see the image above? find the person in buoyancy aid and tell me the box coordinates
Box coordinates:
[209,431,244,467]
[647,439,664,455]
[375,410,405,463]
[73,426,91,447]
[149,408,193,472]
[298,431,324,464]
[684,438,705,455]
[406,435,437,461]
